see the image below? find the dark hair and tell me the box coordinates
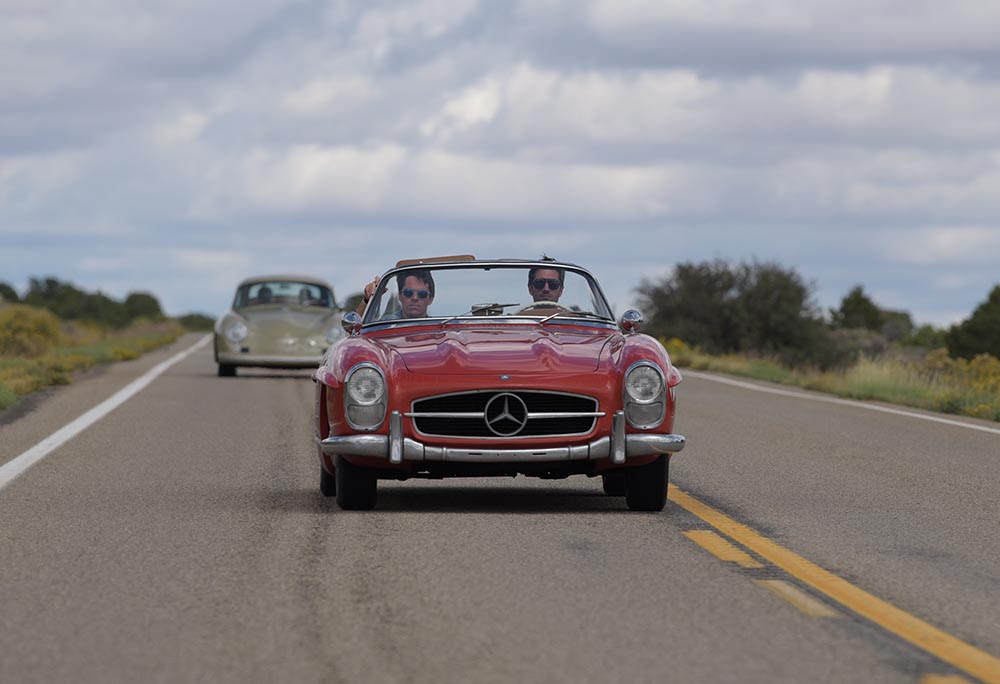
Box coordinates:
[528,266,564,286]
[397,269,435,296]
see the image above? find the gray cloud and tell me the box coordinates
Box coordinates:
[2,0,999,326]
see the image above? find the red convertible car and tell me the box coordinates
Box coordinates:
[313,256,685,511]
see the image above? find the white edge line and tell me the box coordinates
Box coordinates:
[683,369,1000,437]
[0,335,212,492]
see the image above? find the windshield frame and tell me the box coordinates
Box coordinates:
[361,261,615,329]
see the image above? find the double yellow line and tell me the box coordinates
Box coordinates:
[669,484,1000,684]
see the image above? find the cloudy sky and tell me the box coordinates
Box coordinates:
[3,0,1000,326]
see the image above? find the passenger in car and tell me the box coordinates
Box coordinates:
[357,270,436,319]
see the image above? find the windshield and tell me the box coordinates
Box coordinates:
[364,264,613,323]
[235,281,336,308]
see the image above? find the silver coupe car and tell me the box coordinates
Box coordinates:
[214,275,344,377]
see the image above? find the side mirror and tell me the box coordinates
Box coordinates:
[341,311,363,336]
[620,309,643,335]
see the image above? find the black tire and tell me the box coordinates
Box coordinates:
[335,454,377,510]
[320,461,336,497]
[218,364,236,377]
[624,455,669,512]
[602,472,626,496]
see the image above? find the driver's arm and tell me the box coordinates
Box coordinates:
[356,277,380,315]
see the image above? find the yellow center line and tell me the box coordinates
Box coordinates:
[754,579,841,618]
[684,530,764,568]
[668,484,1000,684]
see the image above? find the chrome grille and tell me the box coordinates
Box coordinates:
[410,391,601,438]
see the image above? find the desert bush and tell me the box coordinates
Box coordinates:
[661,338,694,366]
[0,384,16,410]
[0,305,63,357]
[177,313,215,331]
[825,328,888,364]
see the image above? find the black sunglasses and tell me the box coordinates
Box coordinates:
[401,288,430,299]
[531,278,562,290]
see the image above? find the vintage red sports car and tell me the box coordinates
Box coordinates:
[313,256,685,511]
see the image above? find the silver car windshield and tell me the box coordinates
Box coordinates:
[364,265,613,323]
[235,281,335,308]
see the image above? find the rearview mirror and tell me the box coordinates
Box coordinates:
[620,310,643,334]
[341,311,363,336]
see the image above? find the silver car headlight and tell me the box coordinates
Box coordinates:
[625,364,663,403]
[226,322,248,344]
[345,364,386,429]
[623,362,665,429]
[347,366,384,405]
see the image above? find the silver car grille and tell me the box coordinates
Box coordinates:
[409,391,602,438]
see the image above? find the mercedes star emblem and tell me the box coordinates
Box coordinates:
[484,393,529,436]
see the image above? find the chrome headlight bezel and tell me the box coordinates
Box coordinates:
[623,361,666,429]
[625,363,663,404]
[344,363,387,430]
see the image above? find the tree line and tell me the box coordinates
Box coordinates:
[0,277,166,328]
[635,260,999,368]
[4,269,998,364]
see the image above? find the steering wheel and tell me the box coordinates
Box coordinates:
[515,302,571,315]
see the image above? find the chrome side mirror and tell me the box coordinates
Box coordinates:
[620,309,643,335]
[341,311,363,336]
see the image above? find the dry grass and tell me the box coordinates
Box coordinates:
[662,338,1000,423]
[0,312,185,411]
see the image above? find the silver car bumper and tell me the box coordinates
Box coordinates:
[217,352,321,368]
[319,410,685,465]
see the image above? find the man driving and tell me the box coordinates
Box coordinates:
[527,267,564,303]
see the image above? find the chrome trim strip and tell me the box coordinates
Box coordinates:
[318,432,685,463]
[389,411,403,464]
[612,410,626,464]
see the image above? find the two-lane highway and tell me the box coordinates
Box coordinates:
[1,335,998,683]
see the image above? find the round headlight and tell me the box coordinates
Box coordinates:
[625,365,663,403]
[325,325,342,344]
[226,322,248,343]
[347,366,385,405]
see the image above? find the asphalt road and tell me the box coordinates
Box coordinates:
[1,334,998,684]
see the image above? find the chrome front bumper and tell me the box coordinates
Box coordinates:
[319,410,685,465]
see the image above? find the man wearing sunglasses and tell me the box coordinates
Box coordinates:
[395,270,435,318]
[356,269,436,319]
[527,266,564,303]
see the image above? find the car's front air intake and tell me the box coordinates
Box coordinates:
[410,391,601,438]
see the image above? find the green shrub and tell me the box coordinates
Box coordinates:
[0,383,17,410]
[177,313,215,331]
[661,338,694,366]
[0,305,63,357]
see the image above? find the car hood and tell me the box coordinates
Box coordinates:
[372,326,618,374]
